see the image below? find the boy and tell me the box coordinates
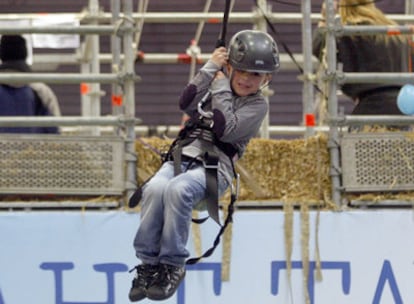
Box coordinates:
[129,29,280,302]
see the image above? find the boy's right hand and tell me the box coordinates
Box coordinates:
[211,47,228,69]
[214,71,226,80]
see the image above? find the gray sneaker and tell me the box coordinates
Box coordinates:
[128,264,159,302]
[146,263,186,301]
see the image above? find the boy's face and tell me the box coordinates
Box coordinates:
[229,67,272,96]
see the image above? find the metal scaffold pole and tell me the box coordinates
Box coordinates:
[88,0,102,136]
[111,0,124,117]
[122,0,138,203]
[324,0,342,207]
[301,0,315,137]
[255,0,271,139]
[3,11,414,24]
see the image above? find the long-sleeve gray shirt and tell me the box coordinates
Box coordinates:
[178,60,268,183]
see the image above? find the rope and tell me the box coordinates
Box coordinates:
[188,0,213,82]
[253,0,327,101]
[134,0,149,51]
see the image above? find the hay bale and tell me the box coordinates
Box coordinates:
[236,134,331,205]
[135,134,333,207]
[135,137,172,184]
[134,134,414,207]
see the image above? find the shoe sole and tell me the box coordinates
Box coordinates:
[128,287,147,302]
[146,272,186,301]
[128,293,146,302]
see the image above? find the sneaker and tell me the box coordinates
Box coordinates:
[128,264,159,302]
[146,263,186,301]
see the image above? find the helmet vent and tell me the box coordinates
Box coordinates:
[234,41,246,62]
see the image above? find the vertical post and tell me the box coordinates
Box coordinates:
[301,0,315,138]
[405,0,414,15]
[325,0,342,207]
[405,0,414,73]
[111,0,124,117]
[123,0,138,203]
[89,0,101,135]
[80,40,91,121]
[81,0,101,135]
[255,0,271,139]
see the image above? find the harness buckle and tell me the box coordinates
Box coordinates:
[202,159,219,169]
[202,151,219,169]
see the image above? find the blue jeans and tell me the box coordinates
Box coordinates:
[133,160,229,267]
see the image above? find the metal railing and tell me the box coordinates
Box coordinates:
[0,0,139,205]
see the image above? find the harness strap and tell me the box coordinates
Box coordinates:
[172,144,183,176]
[203,149,220,225]
[186,191,236,265]
[172,132,221,225]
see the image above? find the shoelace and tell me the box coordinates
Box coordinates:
[158,264,183,287]
[129,265,138,273]
[130,264,161,288]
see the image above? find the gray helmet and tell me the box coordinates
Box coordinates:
[228,30,280,73]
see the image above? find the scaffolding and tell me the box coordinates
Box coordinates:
[1,0,414,208]
[0,0,319,208]
[321,0,414,207]
[0,0,139,206]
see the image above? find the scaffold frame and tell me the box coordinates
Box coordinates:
[0,0,414,207]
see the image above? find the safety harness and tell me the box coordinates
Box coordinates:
[164,95,240,265]
[165,96,238,221]
[128,95,240,265]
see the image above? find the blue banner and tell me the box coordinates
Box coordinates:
[1,210,414,303]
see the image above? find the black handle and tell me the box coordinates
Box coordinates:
[215,0,231,48]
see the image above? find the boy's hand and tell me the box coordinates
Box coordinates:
[214,71,226,80]
[211,47,228,69]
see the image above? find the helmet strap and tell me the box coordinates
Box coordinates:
[259,75,272,91]
[228,68,236,93]
[258,82,269,93]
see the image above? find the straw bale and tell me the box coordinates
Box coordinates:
[135,137,172,184]
[134,134,414,207]
[134,134,333,207]
[235,134,332,206]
